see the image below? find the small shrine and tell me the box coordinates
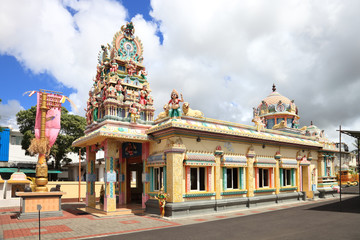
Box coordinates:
[0,172,30,208]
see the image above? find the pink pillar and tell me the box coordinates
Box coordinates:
[255,168,259,189]
[186,166,190,193]
[207,166,212,191]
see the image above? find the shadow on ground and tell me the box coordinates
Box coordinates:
[308,196,360,214]
[61,202,90,216]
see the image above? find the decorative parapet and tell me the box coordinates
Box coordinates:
[280,187,297,191]
[254,188,276,193]
[184,151,216,166]
[183,192,215,198]
[254,156,276,167]
[221,154,247,167]
[221,190,248,195]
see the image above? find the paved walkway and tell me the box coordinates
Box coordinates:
[0,195,357,240]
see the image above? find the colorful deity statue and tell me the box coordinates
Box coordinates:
[91,96,99,122]
[85,91,93,124]
[155,187,167,217]
[110,60,118,75]
[115,80,126,102]
[101,45,110,64]
[293,116,300,129]
[168,89,184,118]
[129,103,140,123]
[126,59,137,76]
[107,83,116,99]
[121,22,135,40]
[139,85,148,106]
[139,68,147,79]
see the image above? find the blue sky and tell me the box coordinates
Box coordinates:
[1,0,360,146]
[0,0,152,112]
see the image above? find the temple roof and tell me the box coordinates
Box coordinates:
[147,116,323,149]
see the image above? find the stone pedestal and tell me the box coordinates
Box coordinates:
[16,192,64,219]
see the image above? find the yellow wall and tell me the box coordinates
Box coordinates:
[45,181,104,200]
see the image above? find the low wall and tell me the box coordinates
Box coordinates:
[41,181,105,202]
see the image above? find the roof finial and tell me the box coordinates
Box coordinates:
[272,83,276,92]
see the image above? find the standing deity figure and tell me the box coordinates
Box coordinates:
[107,84,116,98]
[293,116,300,129]
[85,92,93,124]
[91,96,99,122]
[168,89,184,118]
[126,59,136,76]
[110,60,118,75]
[139,85,148,106]
[115,80,126,102]
[101,45,110,64]
[129,103,140,123]
[155,187,167,217]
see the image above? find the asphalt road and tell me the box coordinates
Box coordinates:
[90,195,360,240]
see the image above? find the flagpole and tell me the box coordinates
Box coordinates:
[78,149,81,202]
[35,91,49,192]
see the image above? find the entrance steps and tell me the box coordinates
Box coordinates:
[78,203,144,217]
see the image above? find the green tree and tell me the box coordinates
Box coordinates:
[16,106,86,169]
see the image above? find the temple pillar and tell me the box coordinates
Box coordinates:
[103,140,118,212]
[86,146,96,208]
[214,147,224,200]
[165,138,186,203]
[296,161,301,192]
[118,144,125,205]
[274,152,281,195]
[142,142,150,208]
[318,153,325,177]
[246,146,256,197]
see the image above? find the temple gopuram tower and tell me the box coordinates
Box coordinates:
[87,22,155,125]
[73,23,155,213]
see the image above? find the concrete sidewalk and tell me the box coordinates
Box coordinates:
[0,195,357,240]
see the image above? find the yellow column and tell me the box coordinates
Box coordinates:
[214,150,223,200]
[275,160,280,195]
[296,161,301,192]
[104,140,118,212]
[318,154,324,177]
[165,142,186,203]
[246,147,256,197]
[86,146,96,208]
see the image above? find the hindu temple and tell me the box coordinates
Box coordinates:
[73,23,339,217]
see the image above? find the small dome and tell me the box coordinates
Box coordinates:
[305,122,324,138]
[253,84,300,130]
[261,91,292,106]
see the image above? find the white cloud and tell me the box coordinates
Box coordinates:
[1,0,360,146]
[0,100,24,129]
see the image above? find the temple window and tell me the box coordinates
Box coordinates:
[153,167,164,191]
[267,119,275,129]
[287,118,293,127]
[281,169,294,186]
[258,168,269,188]
[227,168,238,189]
[277,118,284,124]
[190,167,206,191]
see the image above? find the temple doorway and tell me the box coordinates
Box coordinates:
[126,156,143,204]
